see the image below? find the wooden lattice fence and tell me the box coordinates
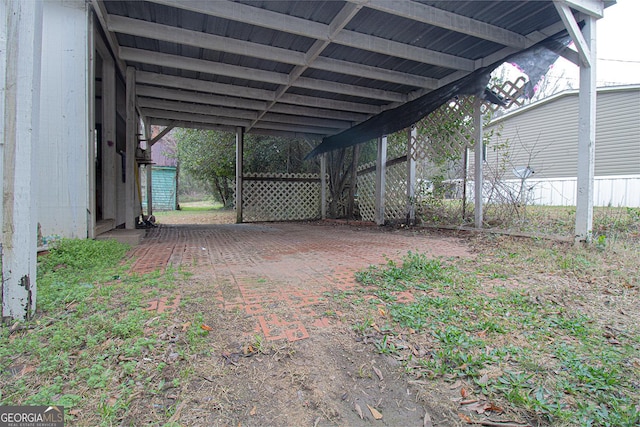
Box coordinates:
[242,173,323,222]
[357,156,409,222]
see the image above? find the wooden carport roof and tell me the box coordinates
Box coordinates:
[93,0,610,152]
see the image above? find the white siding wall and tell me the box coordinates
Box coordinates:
[38,0,90,239]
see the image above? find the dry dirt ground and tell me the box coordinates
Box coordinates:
[124,210,638,426]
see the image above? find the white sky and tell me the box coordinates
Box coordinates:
[552,0,640,87]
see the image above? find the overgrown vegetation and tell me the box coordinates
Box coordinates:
[340,233,639,426]
[0,239,204,425]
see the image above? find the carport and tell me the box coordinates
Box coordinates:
[2,0,609,319]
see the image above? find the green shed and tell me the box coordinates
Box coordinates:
[143,166,177,211]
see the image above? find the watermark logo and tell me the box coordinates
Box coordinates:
[0,406,64,427]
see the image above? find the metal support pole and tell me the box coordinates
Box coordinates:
[473,99,484,229]
[235,126,244,224]
[375,135,388,225]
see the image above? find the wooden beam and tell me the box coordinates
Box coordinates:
[138,97,259,121]
[119,47,289,85]
[125,67,137,229]
[137,85,268,111]
[149,123,175,146]
[558,0,604,18]
[554,2,593,67]
[149,0,474,71]
[362,0,529,48]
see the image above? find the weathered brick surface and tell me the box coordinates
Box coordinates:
[131,222,471,340]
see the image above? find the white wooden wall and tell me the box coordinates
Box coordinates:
[37,0,90,239]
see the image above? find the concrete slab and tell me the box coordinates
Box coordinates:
[96,228,146,246]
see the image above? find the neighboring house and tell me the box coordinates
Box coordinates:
[483,85,640,207]
[142,128,178,211]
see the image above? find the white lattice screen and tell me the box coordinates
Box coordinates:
[357,162,376,222]
[242,173,322,222]
[356,158,409,222]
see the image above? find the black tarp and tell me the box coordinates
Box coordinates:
[305,30,573,159]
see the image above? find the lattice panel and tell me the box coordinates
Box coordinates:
[486,76,528,112]
[409,96,476,163]
[385,161,408,220]
[242,173,322,222]
[356,159,408,222]
[409,79,527,163]
[357,162,376,222]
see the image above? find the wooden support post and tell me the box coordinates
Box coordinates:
[143,118,153,217]
[99,41,117,223]
[320,153,327,219]
[407,127,417,225]
[1,0,43,320]
[575,16,597,244]
[235,126,244,224]
[375,135,387,225]
[473,99,484,229]
[125,67,136,229]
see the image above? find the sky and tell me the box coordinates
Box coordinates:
[551,0,640,87]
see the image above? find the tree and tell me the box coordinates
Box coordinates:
[174,129,320,206]
[175,129,235,206]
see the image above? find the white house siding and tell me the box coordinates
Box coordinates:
[481,86,640,207]
[37,0,90,239]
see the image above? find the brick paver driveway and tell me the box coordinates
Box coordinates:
[130,222,470,342]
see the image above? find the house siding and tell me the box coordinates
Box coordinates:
[478,87,640,207]
[484,87,640,179]
[143,166,177,211]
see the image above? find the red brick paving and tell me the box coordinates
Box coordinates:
[131,222,470,341]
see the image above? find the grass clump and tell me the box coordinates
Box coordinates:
[0,239,195,426]
[350,244,640,426]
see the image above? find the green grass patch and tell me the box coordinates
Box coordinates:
[351,249,640,426]
[0,239,197,426]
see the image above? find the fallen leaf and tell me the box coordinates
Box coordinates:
[354,403,364,419]
[367,404,383,420]
[477,373,489,386]
[201,324,213,331]
[485,402,504,413]
[249,405,257,416]
[449,380,463,389]
[372,366,384,381]
[458,413,472,424]
[378,307,386,316]
[423,410,433,427]
[460,388,469,398]
[68,409,81,417]
[181,321,192,332]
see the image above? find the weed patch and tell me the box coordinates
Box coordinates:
[348,246,640,426]
[0,239,200,426]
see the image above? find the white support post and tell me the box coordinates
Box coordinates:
[2,0,43,320]
[407,127,417,225]
[375,135,388,225]
[125,67,136,229]
[473,99,484,229]
[235,126,244,224]
[320,153,327,219]
[575,15,597,243]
